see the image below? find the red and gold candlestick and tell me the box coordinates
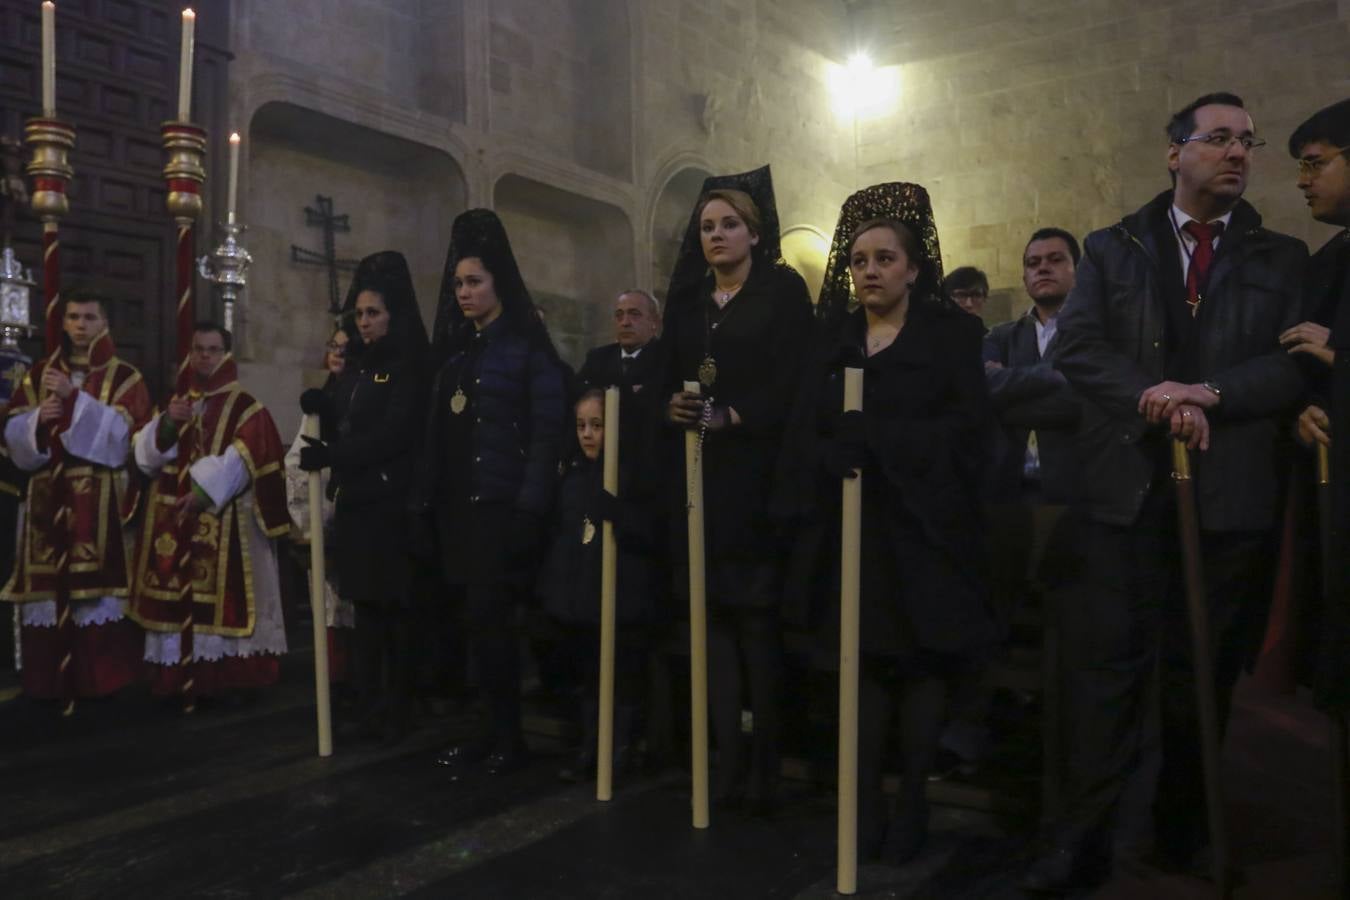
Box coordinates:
[24,117,73,352]
[161,119,205,712]
[25,114,76,714]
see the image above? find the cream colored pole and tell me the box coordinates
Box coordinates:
[304,413,333,757]
[597,386,621,801]
[837,367,864,894]
[685,380,710,829]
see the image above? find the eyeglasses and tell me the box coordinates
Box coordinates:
[1175,131,1266,151]
[948,289,987,301]
[1297,148,1348,177]
[325,341,347,355]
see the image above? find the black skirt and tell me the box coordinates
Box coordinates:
[336,502,411,611]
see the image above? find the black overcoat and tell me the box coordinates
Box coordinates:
[329,335,427,609]
[663,263,814,609]
[775,303,999,658]
[1053,192,1308,530]
[1310,230,1350,712]
[536,457,660,626]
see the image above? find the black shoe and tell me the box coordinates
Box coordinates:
[926,747,978,782]
[881,797,929,866]
[435,741,491,779]
[1150,843,1244,888]
[557,748,596,783]
[1019,845,1106,895]
[484,748,530,777]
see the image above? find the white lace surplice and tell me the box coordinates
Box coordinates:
[7,393,132,631]
[135,416,288,664]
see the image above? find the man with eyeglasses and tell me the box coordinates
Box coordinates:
[1024,93,1308,892]
[1284,99,1350,718]
[942,266,990,318]
[129,323,292,705]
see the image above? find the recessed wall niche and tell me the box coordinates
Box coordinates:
[649,166,713,301]
[245,101,467,436]
[493,173,634,367]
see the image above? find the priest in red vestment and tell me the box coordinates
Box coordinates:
[2,296,151,700]
[129,323,290,696]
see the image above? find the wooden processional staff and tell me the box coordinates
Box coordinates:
[685,380,711,828]
[1317,443,1350,889]
[836,368,864,894]
[1170,438,1232,896]
[304,413,334,757]
[596,386,620,800]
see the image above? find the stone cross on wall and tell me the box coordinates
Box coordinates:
[290,195,359,314]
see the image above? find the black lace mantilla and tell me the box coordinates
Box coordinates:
[817,182,949,327]
[663,164,796,316]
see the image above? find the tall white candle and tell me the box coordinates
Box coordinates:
[226,132,240,224]
[41,2,55,116]
[177,8,195,122]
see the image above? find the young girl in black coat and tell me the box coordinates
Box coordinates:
[778,183,998,865]
[538,389,660,782]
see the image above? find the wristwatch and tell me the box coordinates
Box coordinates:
[1201,381,1222,402]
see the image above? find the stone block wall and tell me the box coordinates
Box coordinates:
[848,0,1350,325]
[220,0,1349,436]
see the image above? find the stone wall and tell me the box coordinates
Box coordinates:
[225,0,859,435]
[848,0,1350,324]
[220,0,1349,434]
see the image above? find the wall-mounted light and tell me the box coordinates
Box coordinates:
[828,52,899,121]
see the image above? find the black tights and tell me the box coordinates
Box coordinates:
[351,605,411,725]
[463,583,524,755]
[707,608,783,801]
[857,659,948,852]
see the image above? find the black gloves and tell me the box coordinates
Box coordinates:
[298,435,332,472]
[584,488,621,525]
[822,409,867,479]
[299,389,336,432]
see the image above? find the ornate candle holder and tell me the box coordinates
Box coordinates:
[0,247,34,404]
[25,116,75,348]
[198,221,252,333]
[160,121,206,224]
[24,116,74,221]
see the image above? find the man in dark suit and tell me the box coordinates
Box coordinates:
[578,289,662,391]
[932,230,1084,782]
[985,227,1083,506]
[577,289,664,445]
[1023,92,1308,892]
[1286,99,1350,714]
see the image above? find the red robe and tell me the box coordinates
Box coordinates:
[1,331,151,698]
[128,356,291,695]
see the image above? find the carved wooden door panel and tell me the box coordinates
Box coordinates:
[0,0,230,397]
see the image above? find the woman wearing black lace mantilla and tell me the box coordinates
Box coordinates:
[422,209,567,780]
[299,251,429,744]
[663,166,814,812]
[775,184,998,864]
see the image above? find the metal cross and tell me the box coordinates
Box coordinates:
[290,195,359,314]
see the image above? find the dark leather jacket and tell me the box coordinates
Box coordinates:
[1054,191,1308,529]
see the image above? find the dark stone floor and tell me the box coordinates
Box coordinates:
[0,650,1340,899]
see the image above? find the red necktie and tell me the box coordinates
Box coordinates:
[1182,220,1224,314]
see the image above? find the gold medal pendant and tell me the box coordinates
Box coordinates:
[450,388,467,415]
[581,516,596,545]
[698,355,717,389]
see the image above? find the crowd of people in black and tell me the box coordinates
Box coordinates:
[284,92,1350,893]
